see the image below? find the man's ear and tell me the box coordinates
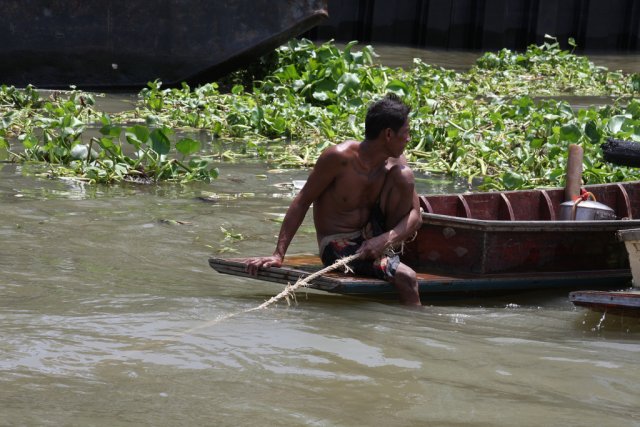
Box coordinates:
[384,128,393,140]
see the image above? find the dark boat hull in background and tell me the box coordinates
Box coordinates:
[0,0,328,89]
[308,0,640,53]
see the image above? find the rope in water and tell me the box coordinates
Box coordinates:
[181,253,362,334]
[248,252,360,312]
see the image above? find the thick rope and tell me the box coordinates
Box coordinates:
[181,253,362,334]
[247,252,360,312]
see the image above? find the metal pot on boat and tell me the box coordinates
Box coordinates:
[559,199,616,221]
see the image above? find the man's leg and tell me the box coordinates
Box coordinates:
[392,263,420,306]
[380,164,421,306]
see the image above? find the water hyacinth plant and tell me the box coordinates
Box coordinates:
[1,35,639,188]
[0,86,218,183]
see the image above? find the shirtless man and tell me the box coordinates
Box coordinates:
[245,94,422,306]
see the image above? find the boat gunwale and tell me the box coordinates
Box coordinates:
[421,212,640,232]
[569,290,640,315]
[617,228,640,241]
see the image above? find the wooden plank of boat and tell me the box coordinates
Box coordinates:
[617,227,640,287]
[209,255,632,298]
[0,0,328,88]
[569,290,640,316]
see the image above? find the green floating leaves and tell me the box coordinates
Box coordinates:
[176,137,201,157]
[150,127,172,155]
[2,37,640,189]
[559,123,582,143]
[607,115,630,134]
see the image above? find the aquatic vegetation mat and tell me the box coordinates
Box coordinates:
[1,36,639,188]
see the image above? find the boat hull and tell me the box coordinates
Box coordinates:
[0,0,328,88]
[404,181,640,275]
[210,256,631,299]
[403,216,640,275]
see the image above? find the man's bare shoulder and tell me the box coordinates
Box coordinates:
[325,140,359,155]
[387,154,410,168]
[336,139,361,150]
[316,140,360,164]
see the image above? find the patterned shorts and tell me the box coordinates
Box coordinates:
[319,231,400,280]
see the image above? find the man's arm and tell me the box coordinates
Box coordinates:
[356,157,421,259]
[245,146,342,275]
[384,190,421,244]
[244,190,311,275]
[357,191,421,259]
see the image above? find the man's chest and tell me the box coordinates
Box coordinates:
[330,171,386,208]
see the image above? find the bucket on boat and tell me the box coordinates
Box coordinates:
[559,191,616,221]
[560,145,617,220]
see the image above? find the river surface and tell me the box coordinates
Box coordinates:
[3,45,640,426]
[373,44,640,74]
[2,159,639,426]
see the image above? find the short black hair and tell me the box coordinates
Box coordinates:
[364,93,411,140]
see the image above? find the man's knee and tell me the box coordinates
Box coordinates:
[387,165,415,194]
[381,165,415,225]
[392,263,417,284]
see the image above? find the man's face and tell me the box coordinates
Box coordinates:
[389,120,410,157]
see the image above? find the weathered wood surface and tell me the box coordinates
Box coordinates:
[209,256,632,298]
[569,290,640,316]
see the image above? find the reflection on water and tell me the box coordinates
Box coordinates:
[1,159,640,426]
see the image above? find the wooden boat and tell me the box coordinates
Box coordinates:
[569,290,640,317]
[568,228,640,316]
[0,0,328,88]
[210,181,640,298]
[402,180,640,275]
[210,255,631,299]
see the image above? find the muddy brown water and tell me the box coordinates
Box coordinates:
[2,46,640,426]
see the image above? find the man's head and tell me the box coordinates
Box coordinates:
[364,93,411,141]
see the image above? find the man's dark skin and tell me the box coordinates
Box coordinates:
[246,107,422,306]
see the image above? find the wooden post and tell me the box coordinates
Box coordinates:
[565,144,584,201]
